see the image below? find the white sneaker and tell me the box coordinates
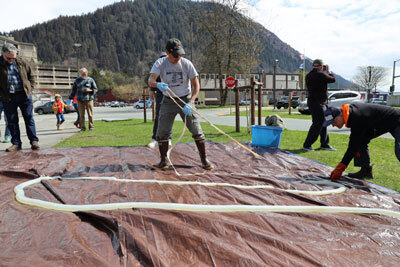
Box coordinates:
[168,139,172,146]
[148,139,158,149]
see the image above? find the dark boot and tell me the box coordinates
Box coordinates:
[348,166,374,179]
[195,139,214,170]
[151,141,170,170]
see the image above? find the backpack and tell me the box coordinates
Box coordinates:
[265,114,285,128]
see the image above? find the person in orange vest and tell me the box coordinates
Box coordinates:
[52,94,71,131]
[325,104,400,181]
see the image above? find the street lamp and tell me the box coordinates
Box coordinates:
[73,43,82,77]
[273,59,279,109]
[391,59,400,95]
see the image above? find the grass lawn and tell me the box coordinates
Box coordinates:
[56,119,400,192]
[232,108,311,120]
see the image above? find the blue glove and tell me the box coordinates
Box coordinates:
[157,82,168,92]
[183,103,193,116]
[146,98,152,107]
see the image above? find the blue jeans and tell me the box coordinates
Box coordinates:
[56,113,65,125]
[0,100,11,138]
[3,93,39,146]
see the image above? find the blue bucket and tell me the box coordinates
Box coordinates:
[251,125,284,148]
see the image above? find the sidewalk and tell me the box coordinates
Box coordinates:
[0,112,80,151]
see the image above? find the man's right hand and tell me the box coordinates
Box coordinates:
[157,82,168,92]
[330,162,347,181]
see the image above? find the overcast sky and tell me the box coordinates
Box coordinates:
[1,0,399,90]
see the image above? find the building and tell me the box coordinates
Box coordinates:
[199,72,302,105]
[0,35,37,63]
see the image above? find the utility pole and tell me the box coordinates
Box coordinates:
[367,66,372,103]
[273,59,279,109]
[392,59,400,95]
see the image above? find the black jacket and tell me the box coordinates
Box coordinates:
[341,103,400,165]
[306,68,335,104]
[0,56,35,102]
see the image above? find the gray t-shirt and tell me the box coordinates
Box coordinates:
[150,57,198,97]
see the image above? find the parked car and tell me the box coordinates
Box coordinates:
[276,96,299,109]
[34,101,75,115]
[298,99,310,114]
[239,99,258,105]
[94,102,104,107]
[298,91,364,114]
[370,98,387,105]
[134,99,152,109]
[110,101,121,107]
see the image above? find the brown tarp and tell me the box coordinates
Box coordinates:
[1,142,399,266]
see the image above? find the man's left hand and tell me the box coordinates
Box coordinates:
[183,103,193,116]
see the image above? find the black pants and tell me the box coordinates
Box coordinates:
[152,92,164,140]
[303,103,329,148]
[354,125,400,167]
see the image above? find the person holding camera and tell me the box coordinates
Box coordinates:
[302,59,336,151]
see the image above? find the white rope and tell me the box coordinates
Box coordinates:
[15,176,400,219]
[164,88,322,190]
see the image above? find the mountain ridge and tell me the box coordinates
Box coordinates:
[10,0,350,88]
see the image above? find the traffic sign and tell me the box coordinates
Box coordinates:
[225,76,236,88]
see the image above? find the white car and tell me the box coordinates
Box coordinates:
[134,100,152,109]
[298,91,364,114]
[240,99,258,105]
[370,98,387,105]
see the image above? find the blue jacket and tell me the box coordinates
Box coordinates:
[69,76,97,101]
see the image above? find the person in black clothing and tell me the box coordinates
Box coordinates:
[147,52,168,148]
[302,59,336,151]
[325,103,400,181]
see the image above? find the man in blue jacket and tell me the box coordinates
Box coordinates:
[69,68,97,131]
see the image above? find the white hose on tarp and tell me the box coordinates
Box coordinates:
[13,176,400,219]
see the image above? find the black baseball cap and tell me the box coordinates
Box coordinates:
[323,106,341,127]
[166,38,185,57]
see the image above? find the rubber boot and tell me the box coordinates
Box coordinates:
[348,165,374,179]
[151,141,170,170]
[195,139,214,170]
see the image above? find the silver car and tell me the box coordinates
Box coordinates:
[298,90,364,114]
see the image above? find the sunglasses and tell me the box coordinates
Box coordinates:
[4,55,16,61]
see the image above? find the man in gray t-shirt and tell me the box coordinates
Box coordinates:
[148,38,213,170]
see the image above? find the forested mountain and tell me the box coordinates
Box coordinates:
[11,0,350,88]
